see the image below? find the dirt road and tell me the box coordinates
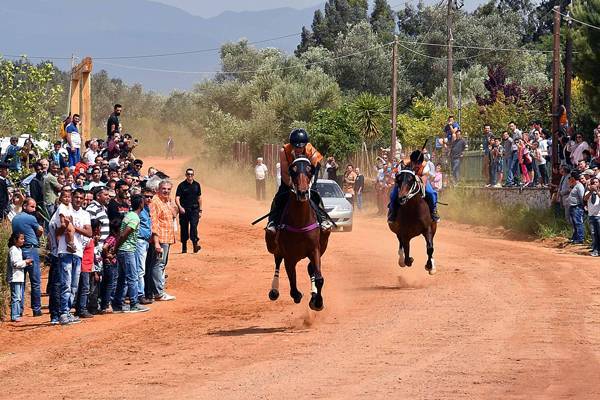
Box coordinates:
[1,156,599,399]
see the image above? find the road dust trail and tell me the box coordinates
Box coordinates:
[0,156,599,399]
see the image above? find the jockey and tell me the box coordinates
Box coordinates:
[266,128,333,233]
[387,149,440,223]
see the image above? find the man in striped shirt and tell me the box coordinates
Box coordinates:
[86,186,110,313]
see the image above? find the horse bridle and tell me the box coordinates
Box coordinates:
[397,169,425,205]
[289,157,313,199]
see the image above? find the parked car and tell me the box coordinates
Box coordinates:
[314,179,353,232]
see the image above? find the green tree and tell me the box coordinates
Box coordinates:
[573,0,600,116]
[370,0,396,43]
[308,105,361,159]
[350,92,388,145]
[0,58,63,138]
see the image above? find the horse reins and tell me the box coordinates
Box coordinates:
[397,169,425,204]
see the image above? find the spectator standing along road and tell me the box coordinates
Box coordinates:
[342,164,357,205]
[149,180,177,301]
[254,158,268,201]
[567,171,586,244]
[166,136,174,159]
[11,198,44,317]
[107,104,122,138]
[584,177,600,257]
[450,130,466,184]
[65,114,82,167]
[136,188,154,304]
[0,162,10,219]
[354,167,364,210]
[175,169,202,254]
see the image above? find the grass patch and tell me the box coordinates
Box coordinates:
[441,187,574,240]
[0,222,11,321]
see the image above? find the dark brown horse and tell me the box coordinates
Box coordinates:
[265,157,330,310]
[388,167,437,274]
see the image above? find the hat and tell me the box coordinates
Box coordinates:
[583,169,595,176]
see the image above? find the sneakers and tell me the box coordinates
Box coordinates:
[59,313,81,325]
[266,221,277,234]
[320,220,333,231]
[591,251,599,257]
[155,293,176,301]
[50,316,60,325]
[112,305,130,314]
[127,304,150,313]
[33,310,43,317]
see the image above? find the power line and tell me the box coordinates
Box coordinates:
[555,9,600,31]
[0,33,301,62]
[95,41,395,75]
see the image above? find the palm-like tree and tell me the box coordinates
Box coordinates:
[351,92,387,145]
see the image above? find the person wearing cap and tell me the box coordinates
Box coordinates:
[567,171,586,244]
[265,128,331,233]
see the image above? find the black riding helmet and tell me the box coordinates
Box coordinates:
[410,149,424,164]
[289,128,309,148]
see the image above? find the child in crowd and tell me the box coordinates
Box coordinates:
[56,188,76,253]
[433,164,443,192]
[100,218,121,313]
[6,232,33,322]
[76,219,101,318]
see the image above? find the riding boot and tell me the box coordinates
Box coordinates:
[267,184,290,233]
[425,193,440,222]
[387,202,397,223]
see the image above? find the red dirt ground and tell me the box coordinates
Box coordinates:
[1,156,599,399]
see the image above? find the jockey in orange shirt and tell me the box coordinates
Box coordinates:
[266,128,333,233]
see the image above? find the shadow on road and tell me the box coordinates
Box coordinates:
[207,326,288,337]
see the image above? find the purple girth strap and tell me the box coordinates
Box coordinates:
[282,222,319,233]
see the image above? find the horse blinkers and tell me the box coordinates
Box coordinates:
[289,158,313,201]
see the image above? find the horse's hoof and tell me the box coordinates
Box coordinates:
[268,289,279,301]
[405,257,414,267]
[309,294,324,311]
[428,266,437,275]
[291,290,303,304]
[398,258,405,267]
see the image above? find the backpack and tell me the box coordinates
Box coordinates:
[59,115,71,140]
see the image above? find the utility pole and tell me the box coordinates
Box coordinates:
[564,9,573,120]
[391,35,398,158]
[446,0,454,110]
[458,71,463,127]
[551,5,561,184]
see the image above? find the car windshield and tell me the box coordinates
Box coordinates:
[314,182,344,198]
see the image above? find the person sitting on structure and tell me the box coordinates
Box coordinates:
[266,128,333,233]
[388,149,440,223]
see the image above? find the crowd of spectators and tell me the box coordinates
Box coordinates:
[2,104,201,323]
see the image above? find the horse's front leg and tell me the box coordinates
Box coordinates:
[424,230,436,275]
[308,252,324,311]
[397,235,405,267]
[403,237,414,267]
[269,255,283,301]
[284,258,302,304]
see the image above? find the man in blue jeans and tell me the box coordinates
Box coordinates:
[56,188,91,325]
[113,194,150,313]
[135,188,154,304]
[567,171,586,244]
[11,197,44,317]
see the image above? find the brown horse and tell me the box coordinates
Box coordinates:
[265,157,330,310]
[388,167,437,274]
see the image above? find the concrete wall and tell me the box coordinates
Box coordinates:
[468,187,552,210]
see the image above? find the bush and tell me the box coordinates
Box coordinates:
[0,222,11,321]
[442,187,573,239]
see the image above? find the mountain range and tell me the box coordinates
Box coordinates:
[1,0,316,93]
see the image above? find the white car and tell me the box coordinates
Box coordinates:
[314,179,353,232]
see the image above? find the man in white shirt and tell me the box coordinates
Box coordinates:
[255,157,268,201]
[83,139,99,165]
[55,187,91,324]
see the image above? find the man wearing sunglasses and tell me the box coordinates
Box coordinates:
[175,168,202,254]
